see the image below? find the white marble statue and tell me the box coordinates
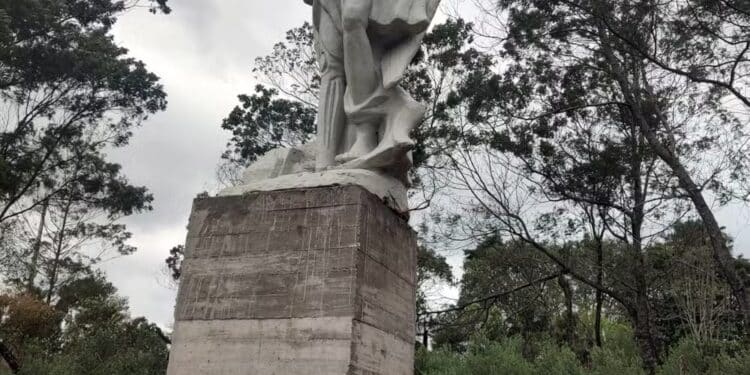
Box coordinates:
[306,0,441,183]
[222,0,441,214]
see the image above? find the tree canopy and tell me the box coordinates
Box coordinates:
[0,1,169,373]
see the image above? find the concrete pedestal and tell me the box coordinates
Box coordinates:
[166,186,417,375]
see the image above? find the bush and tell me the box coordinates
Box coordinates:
[417,336,581,375]
[417,330,750,375]
[589,322,644,375]
[589,346,645,375]
[658,339,750,375]
[708,349,750,375]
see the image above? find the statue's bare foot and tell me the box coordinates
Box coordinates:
[341,140,415,170]
[335,140,373,163]
[336,122,378,163]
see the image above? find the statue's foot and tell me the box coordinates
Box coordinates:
[341,140,415,170]
[335,141,372,163]
[335,151,361,164]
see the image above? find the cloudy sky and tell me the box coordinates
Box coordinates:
[104,1,312,328]
[101,0,750,329]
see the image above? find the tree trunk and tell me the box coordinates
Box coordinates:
[631,204,661,374]
[26,200,48,293]
[627,98,661,373]
[632,301,660,375]
[558,274,576,347]
[46,198,72,304]
[595,238,604,347]
[644,137,750,332]
[601,16,750,333]
[630,74,750,333]
[0,341,19,373]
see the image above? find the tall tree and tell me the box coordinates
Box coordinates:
[0,0,166,295]
[427,1,750,370]
[462,0,750,337]
[0,0,170,371]
[0,0,166,224]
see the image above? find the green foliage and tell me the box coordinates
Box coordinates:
[656,339,750,375]
[707,349,750,375]
[0,293,61,364]
[418,336,584,375]
[420,325,750,375]
[0,0,168,312]
[418,246,454,285]
[165,244,184,281]
[588,322,645,375]
[0,274,169,374]
[18,318,169,375]
[221,84,317,165]
[432,237,571,350]
[0,0,166,224]
[220,23,318,168]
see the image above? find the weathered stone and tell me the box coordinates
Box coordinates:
[167,185,417,375]
[220,168,410,215]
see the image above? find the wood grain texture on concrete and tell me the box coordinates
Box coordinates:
[166,185,417,375]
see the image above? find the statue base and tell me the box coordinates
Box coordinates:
[166,186,417,375]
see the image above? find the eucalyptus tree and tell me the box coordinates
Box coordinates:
[468,0,750,334]
[0,0,168,294]
[439,1,750,369]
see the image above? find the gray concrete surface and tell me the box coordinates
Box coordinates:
[166,186,417,375]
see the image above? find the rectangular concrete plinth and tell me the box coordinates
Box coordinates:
[166,186,417,375]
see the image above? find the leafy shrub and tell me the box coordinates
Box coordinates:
[417,335,580,375]
[417,331,750,375]
[658,339,750,375]
[708,348,750,375]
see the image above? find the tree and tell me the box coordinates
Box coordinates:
[657,221,738,343]
[417,246,454,347]
[462,0,750,338]
[0,274,170,375]
[0,0,166,222]
[165,244,184,282]
[0,293,60,373]
[0,0,167,298]
[426,1,750,371]
[0,1,170,371]
[430,238,564,351]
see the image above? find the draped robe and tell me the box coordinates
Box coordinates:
[304,0,440,178]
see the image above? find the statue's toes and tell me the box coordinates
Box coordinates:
[335,152,359,163]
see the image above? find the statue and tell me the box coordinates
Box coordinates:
[305,0,441,183]
[222,0,440,214]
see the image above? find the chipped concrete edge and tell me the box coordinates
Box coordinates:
[218,169,409,214]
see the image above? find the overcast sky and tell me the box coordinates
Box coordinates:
[104,1,311,328]
[101,0,750,330]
